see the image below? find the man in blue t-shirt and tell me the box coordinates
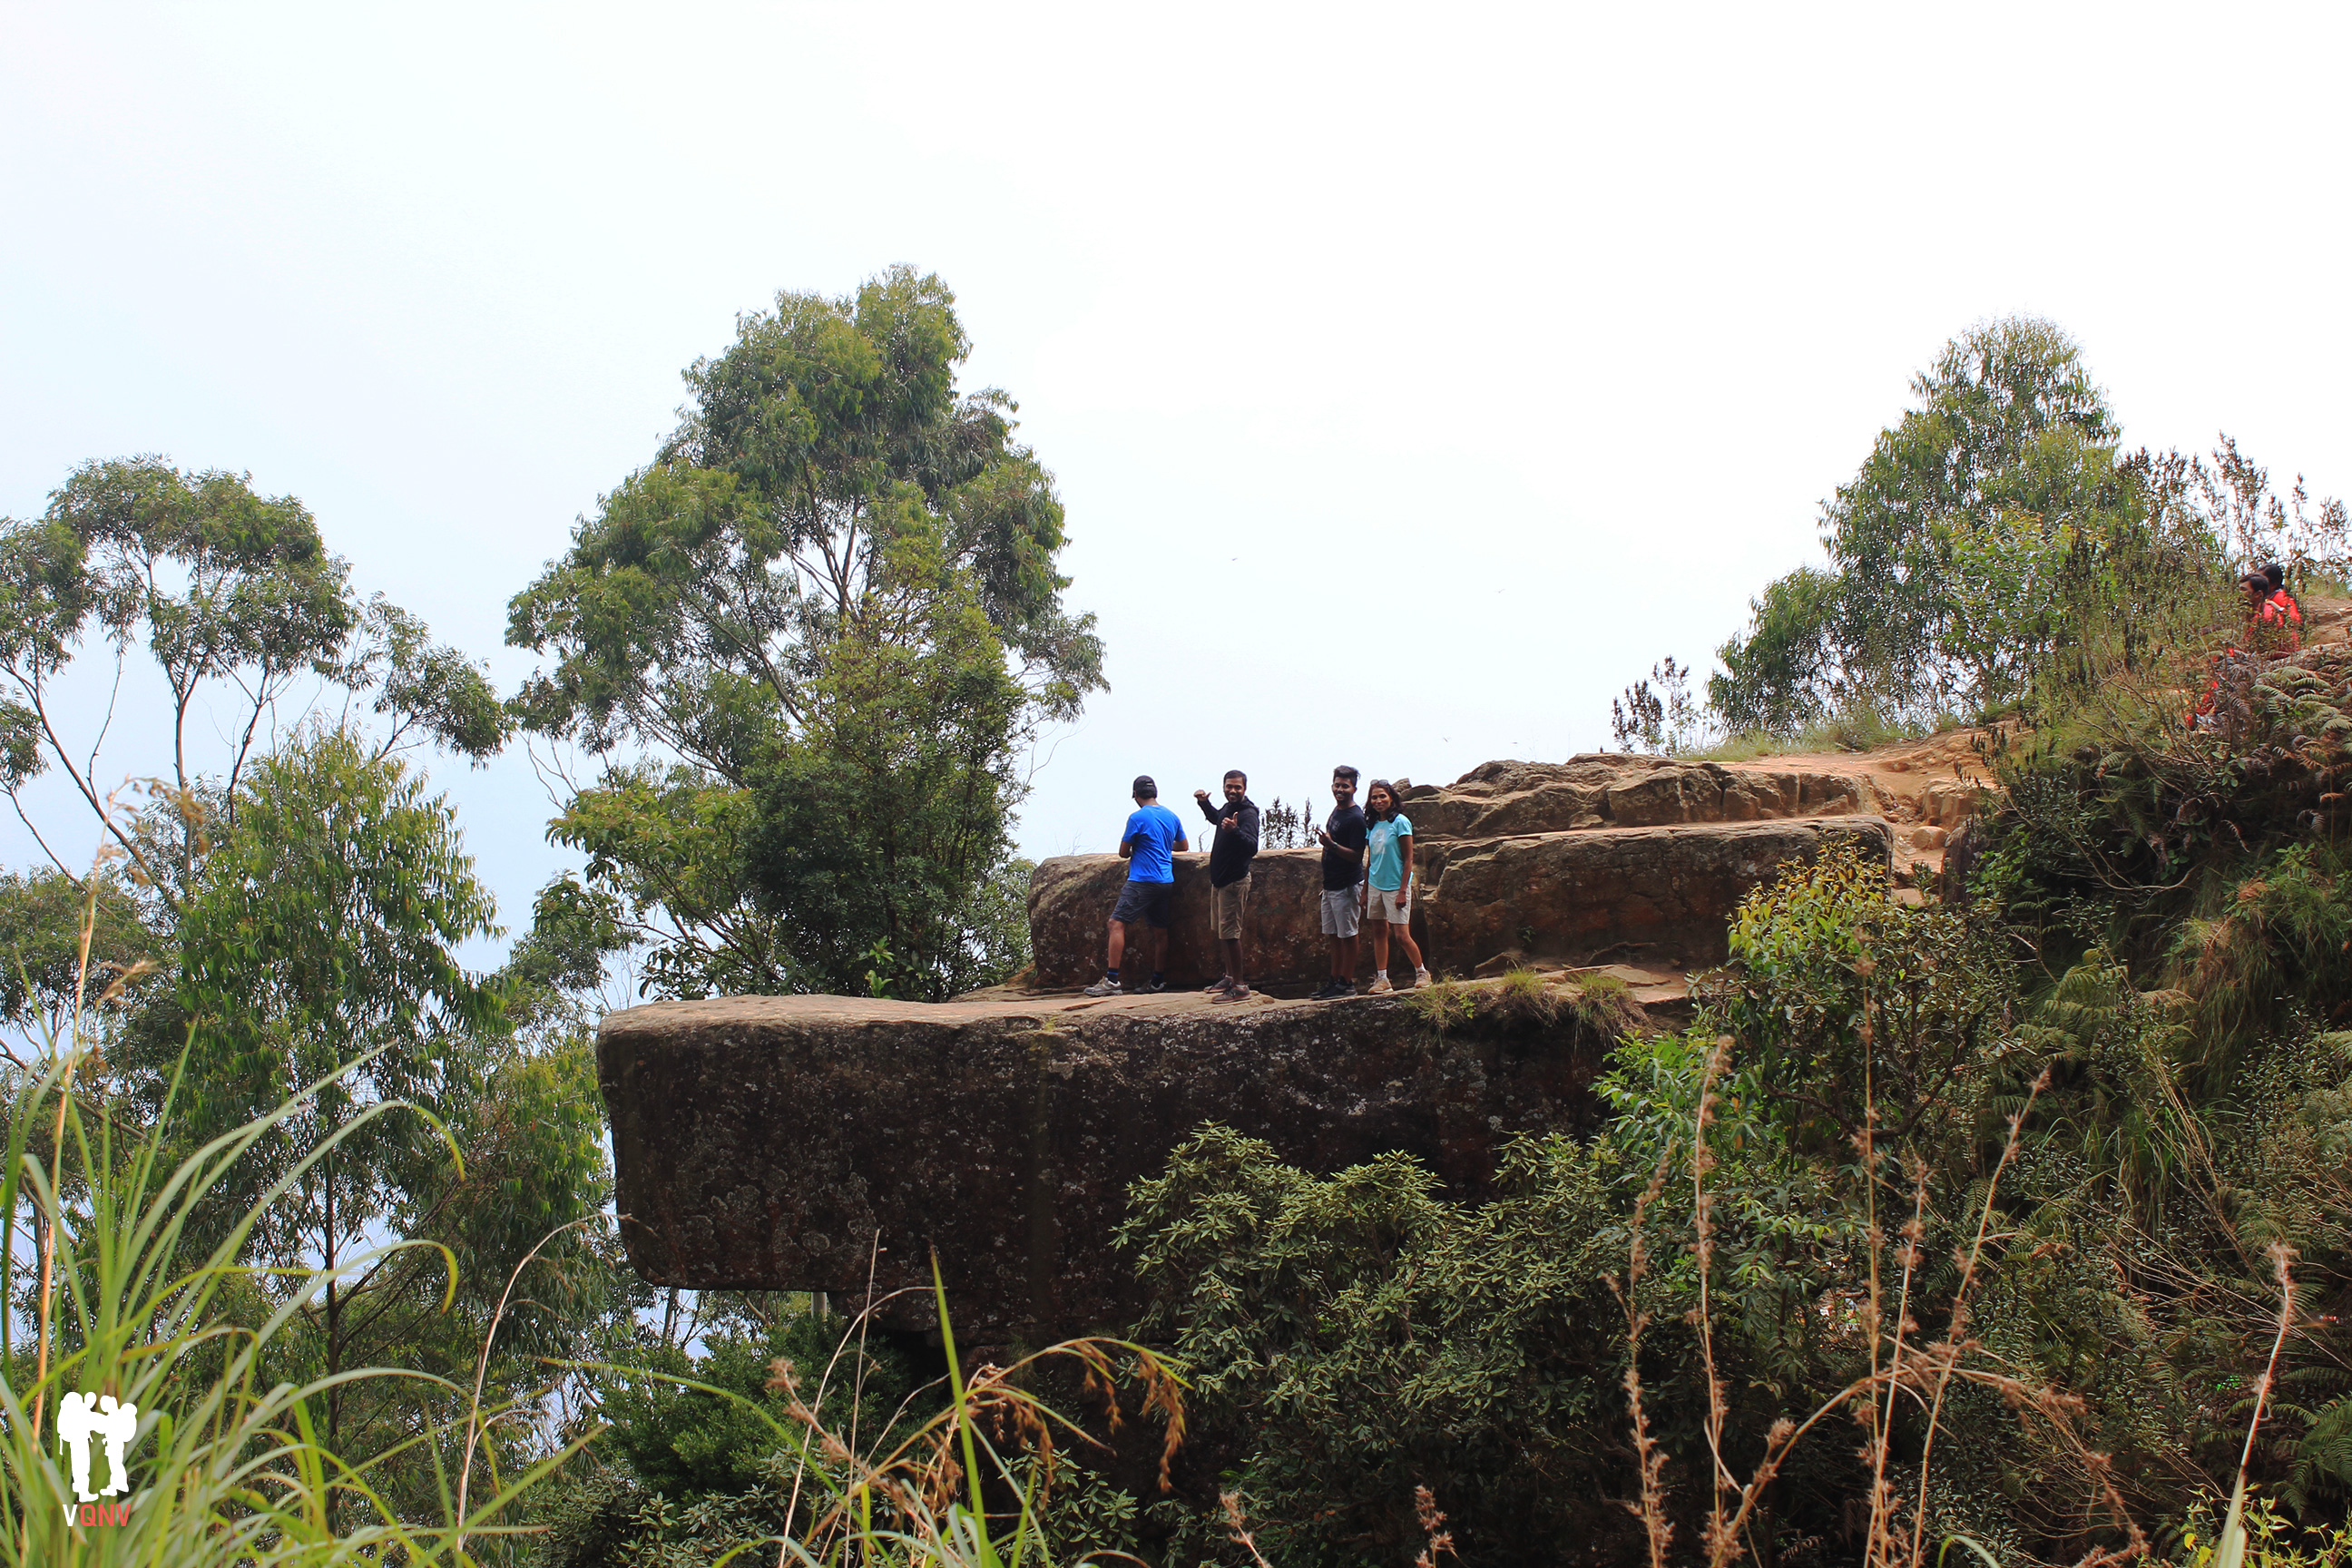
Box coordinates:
[1083,775,1189,996]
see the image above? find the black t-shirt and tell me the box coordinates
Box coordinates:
[1321,801,1367,891]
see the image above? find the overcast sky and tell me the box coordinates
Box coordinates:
[4,2,2347,954]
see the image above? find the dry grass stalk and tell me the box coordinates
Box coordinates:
[2210,1243,2301,1568]
[1867,1156,1935,1568]
[28,793,142,1446]
[1414,1483,1458,1566]
[1691,1035,1738,1560]
[1612,1142,1681,1568]
[1906,1066,2053,1566]
[1222,1490,1277,1568]
[758,1326,1185,1560]
[1669,1037,2139,1568]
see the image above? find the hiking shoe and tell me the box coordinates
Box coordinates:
[1367,975,1394,995]
[1081,976,1121,997]
[1311,980,1354,1000]
[1414,967,1433,988]
[1211,983,1252,1004]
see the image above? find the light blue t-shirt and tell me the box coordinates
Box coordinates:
[1122,803,1184,883]
[1367,813,1413,891]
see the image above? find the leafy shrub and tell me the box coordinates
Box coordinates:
[1119,1124,1632,1567]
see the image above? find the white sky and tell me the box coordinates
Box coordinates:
[4,2,2348,957]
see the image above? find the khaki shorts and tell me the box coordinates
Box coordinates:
[1366,884,1411,923]
[1210,876,1250,939]
[1319,887,1361,938]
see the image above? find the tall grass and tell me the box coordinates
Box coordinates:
[0,856,580,1567]
[1617,1013,2180,1567]
[567,1257,1187,1567]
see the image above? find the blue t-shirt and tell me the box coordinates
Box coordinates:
[1122,803,1184,883]
[1367,813,1413,891]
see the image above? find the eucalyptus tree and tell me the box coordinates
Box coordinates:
[0,457,596,1494]
[0,456,506,906]
[508,266,1102,999]
[1711,318,2131,731]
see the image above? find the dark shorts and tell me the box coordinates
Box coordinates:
[1112,879,1175,929]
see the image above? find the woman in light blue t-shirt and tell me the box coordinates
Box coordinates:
[1360,780,1430,993]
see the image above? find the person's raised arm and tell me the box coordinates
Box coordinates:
[1194,789,1221,826]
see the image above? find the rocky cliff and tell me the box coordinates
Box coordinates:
[1028,817,1895,990]
[597,749,1945,1341]
[600,982,1639,1342]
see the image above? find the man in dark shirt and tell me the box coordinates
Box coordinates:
[1192,769,1260,1002]
[1311,765,1367,999]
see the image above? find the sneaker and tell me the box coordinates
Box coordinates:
[1145,975,1168,994]
[1311,980,1354,1000]
[1414,967,1432,988]
[1202,975,1234,994]
[1081,976,1122,997]
[1367,975,1394,995]
[1211,983,1252,1004]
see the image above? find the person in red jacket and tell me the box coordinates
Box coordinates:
[2256,562,2303,655]
[2199,564,2308,725]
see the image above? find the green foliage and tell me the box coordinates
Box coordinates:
[341,595,512,761]
[1126,792,2352,1561]
[593,1316,923,1503]
[1712,318,2133,731]
[1983,645,2352,1083]
[540,1272,1178,1568]
[1718,841,2015,1147]
[0,867,161,1040]
[161,726,606,1475]
[1703,320,2350,744]
[0,1026,579,1568]
[0,457,505,902]
[740,519,1036,998]
[1710,565,1843,737]
[1119,1124,1630,1567]
[509,268,1098,1000]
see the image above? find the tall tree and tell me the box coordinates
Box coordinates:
[1711,318,2129,730]
[170,726,603,1464]
[0,456,507,904]
[508,266,1101,998]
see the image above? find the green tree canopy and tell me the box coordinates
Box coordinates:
[508,267,1099,998]
[167,727,601,1460]
[1712,318,2135,731]
[0,456,506,902]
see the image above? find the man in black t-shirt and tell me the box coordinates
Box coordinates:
[1311,765,1367,999]
[1192,770,1260,1001]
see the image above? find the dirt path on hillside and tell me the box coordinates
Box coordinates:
[1704,595,2350,881]
[1750,597,2347,791]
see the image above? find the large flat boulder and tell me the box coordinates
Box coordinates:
[1422,817,1894,971]
[1026,818,1893,989]
[598,987,1627,1344]
[1399,755,1887,838]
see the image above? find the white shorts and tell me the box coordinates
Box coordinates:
[1366,884,1411,923]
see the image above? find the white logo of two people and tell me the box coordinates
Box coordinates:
[57,1391,137,1505]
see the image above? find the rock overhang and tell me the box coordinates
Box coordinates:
[598,986,1632,1344]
